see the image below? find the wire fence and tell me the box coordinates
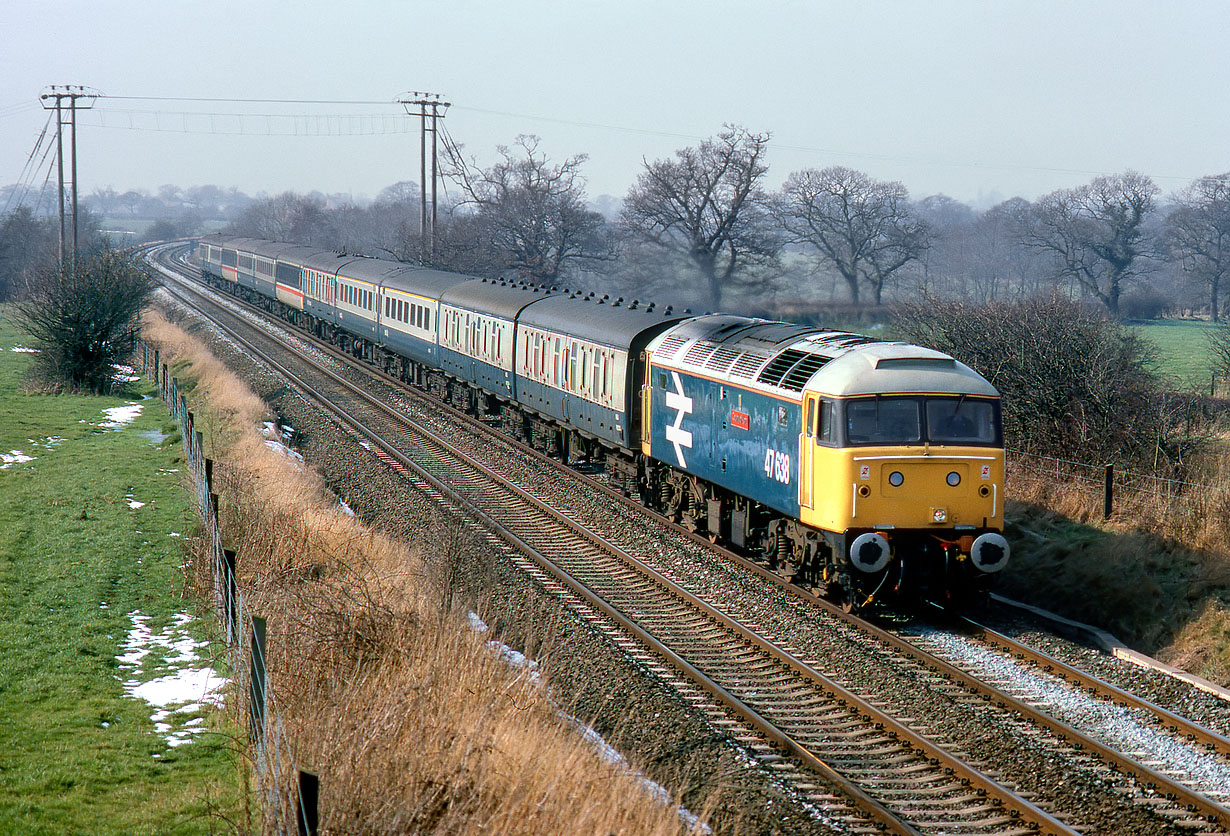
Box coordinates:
[138,339,317,836]
[1006,447,1225,517]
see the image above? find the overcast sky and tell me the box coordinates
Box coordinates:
[5,0,1229,209]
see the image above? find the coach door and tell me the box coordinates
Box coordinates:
[800,394,817,509]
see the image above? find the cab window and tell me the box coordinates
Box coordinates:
[926,397,998,444]
[818,400,835,443]
[846,398,921,445]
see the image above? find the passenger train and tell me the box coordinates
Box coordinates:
[196,234,1009,609]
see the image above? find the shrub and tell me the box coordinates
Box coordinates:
[12,246,155,393]
[896,295,1171,465]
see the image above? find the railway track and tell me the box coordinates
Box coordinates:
[146,242,1230,835]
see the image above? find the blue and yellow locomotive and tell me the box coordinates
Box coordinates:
[642,317,1008,608]
[196,234,1008,608]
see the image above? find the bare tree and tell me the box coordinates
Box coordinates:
[1207,323,1230,385]
[445,135,613,284]
[0,207,56,301]
[1166,173,1230,322]
[228,192,336,245]
[621,125,779,311]
[968,198,1051,300]
[1025,171,1158,316]
[773,166,928,305]
[12,247,156,393]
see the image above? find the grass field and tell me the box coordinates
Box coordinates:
[1132,318,1220,391]
[0,310,244,835]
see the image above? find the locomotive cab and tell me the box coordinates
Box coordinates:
[798,347,1008,606]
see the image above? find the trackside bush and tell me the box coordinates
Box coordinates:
[895,296,1172,465]
[12,246,155,394]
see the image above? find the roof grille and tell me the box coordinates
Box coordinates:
[682,341,719,366]
[758,349,808,387]
[705,345,742,373]
[655,334,688,360]
[730,352,769,379]
[781,353,831,390]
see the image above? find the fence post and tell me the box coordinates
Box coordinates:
[1103,464,1114,518]
[297,770,320,836]
[224,547,238,647]
[249,615,267,751]
[195,430,205,489]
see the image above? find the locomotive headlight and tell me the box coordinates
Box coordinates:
[946,471,961,487]
[888,471,904,487]
[931,508,948,523]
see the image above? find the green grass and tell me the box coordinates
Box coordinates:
[0,310,244,835]
[1132,319,1220,391]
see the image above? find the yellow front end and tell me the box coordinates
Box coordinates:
[801,445,1005,536]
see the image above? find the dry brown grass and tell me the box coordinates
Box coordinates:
[1163,599,1230,685]
[1001,461,1230,667]
[143,310,711,835]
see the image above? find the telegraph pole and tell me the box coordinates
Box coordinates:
[40,85,97,262]
[397,92,450,261]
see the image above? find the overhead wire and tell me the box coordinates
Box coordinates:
[3,112,55,217]
[8,91,1219,201]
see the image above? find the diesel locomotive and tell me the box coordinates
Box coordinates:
[196,234,1009,608]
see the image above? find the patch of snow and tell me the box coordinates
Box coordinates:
[10,345,39,353]
[111,364,141,383]
[128,499,146,510]
[118,611,227,750]
[100,403,143,429]
[264,439,304,461]
[1,450,34,469]
[261,421,304,462]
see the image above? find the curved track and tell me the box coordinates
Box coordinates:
[146,242,1230,835]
